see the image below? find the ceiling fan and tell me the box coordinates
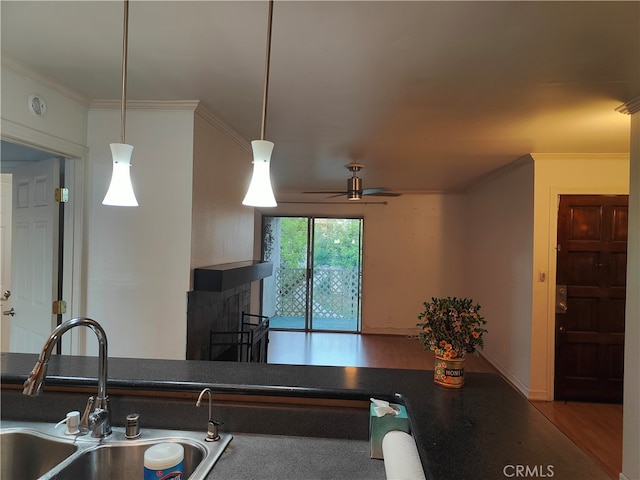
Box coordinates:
[303,163,401,200]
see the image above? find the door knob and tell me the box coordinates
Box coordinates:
[559,326,565,332]
[1,290,10,301]
[555,285,568,314]
[3,307,15,317]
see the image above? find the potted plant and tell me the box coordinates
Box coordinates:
[416,297,487,388]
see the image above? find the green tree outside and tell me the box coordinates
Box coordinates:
[312,219,361,268]
[278,217,362,269]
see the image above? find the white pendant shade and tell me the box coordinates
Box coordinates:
[102,143,138,207]
[242,140,277,207]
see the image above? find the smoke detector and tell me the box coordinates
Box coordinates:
[27,94,47,117]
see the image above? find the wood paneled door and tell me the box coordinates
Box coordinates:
[554,195,628,403]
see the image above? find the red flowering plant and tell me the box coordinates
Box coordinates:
[417,297,487,360]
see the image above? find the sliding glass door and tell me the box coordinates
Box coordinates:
[262,216,362,332]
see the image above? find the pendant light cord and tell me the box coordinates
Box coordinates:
[120,0,129,144]
[260,0,274,140]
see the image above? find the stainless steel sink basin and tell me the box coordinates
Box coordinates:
[0,430,78,480]
[49,439,205,480]
[0,421,232,480]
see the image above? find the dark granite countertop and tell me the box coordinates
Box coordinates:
[0,353,607,480]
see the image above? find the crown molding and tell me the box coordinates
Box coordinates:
[194,104,251,153]
[616,96,640,115]
[89,100,251,153]
[90,99,200,111]
[1,54,90,108]
[531,152,629,162]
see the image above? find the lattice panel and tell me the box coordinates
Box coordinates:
[275,268,307,316]
[275,267,360,319]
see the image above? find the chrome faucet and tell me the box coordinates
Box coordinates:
[196,387,220,442]
[23,317,112,438]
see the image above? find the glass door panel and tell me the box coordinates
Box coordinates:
[310,218,362,332]
[262,217,309,330]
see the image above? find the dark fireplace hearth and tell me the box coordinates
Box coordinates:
[186,261,272,360]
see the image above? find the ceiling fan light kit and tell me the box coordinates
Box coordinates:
[303,162,400,200]
[347,175,362,201]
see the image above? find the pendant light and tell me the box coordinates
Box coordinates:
[243,0,277,208]
[103,0,138,207]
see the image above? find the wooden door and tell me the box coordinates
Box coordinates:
[555,195,627,403]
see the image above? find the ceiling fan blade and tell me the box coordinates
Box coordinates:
[361,188,386,195]
[365,192,401,197]
[362,188,401,197]
[302,190,346,194]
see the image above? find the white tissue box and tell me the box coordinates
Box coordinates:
[369,403,409,459]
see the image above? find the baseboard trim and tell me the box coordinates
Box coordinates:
[361,327,416,336]
[527,390,549,401]
[479,351,531,398]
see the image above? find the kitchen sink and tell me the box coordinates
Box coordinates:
[0,421,232,480]
[49,438,205,479]
[0,430,78,480]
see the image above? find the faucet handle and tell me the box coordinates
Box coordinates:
[79,396,96,435]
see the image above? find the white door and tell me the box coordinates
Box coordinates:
[8,159,59,353]
[1,174,13,351]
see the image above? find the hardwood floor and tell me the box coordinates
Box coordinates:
[267,330,496,371]
[267,331,622,479]
[531,400,623,480]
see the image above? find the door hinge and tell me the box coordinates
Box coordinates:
[55,188,69,203]
[52,300,67,315]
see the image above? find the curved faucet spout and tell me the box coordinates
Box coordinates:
[23,317,111,437]
[196,387,220,442]
[196,387,213,420]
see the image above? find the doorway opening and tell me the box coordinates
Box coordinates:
[1,142,65,354]
[261,216,363,332]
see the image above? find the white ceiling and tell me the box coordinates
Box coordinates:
[2,1,638,195]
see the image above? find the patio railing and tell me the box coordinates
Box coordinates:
[274,267,360,319]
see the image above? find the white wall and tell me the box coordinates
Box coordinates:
[362,194,467,333]
[190,111,254,271]
[466,158,535,395]
[531,153,629,400]
[84,106,194,359]
[258,192,467,335]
